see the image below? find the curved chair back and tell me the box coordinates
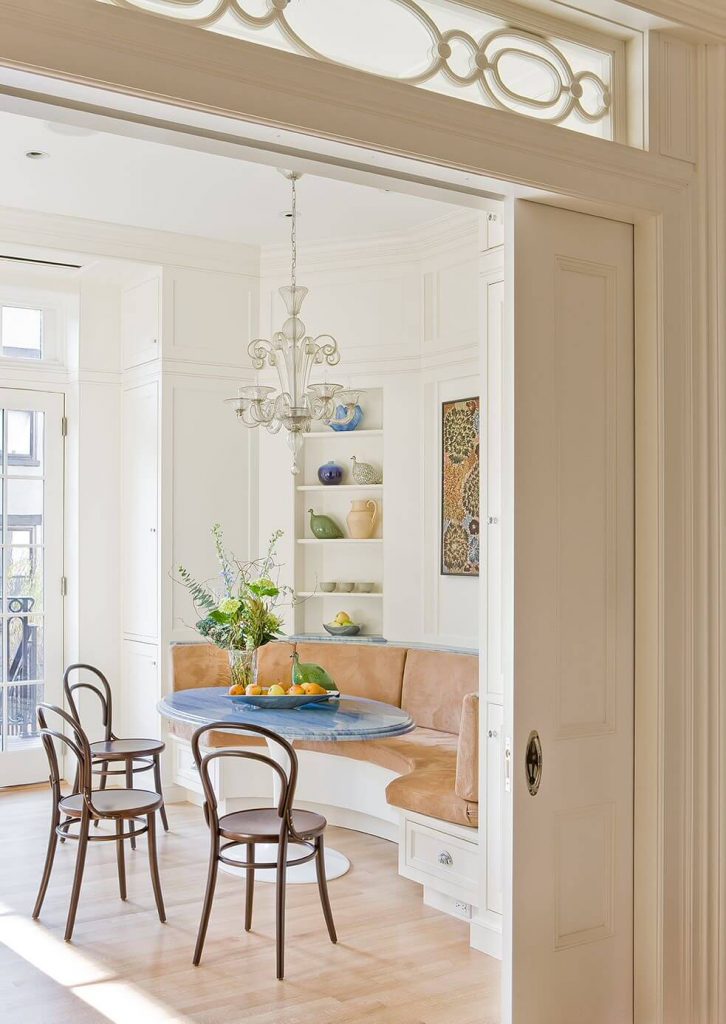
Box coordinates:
[191,722,299,836]
[37,703,94,813]
[63,663,114,742]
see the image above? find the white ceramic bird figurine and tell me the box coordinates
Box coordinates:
[350,456,382,485]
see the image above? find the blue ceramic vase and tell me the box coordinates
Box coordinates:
[329,403,363,432]
[317,460,344,485]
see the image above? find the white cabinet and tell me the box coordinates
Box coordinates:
[485,702,504,917]
[122,380,159,640]
[121,275,160,368]
[122,640,161,739]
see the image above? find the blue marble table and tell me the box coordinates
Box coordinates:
[158,688,415,882]
[158,687,415,743]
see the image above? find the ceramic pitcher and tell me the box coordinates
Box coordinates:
[347,499,378,539]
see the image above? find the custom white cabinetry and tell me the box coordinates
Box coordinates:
[122,380,159,641]
[121,275,160,368]
[122,640,160,739]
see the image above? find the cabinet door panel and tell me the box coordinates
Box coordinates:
[123,382,158,639]
[122,641,160,739]
[486,702,504,916]
[122,277,160,368]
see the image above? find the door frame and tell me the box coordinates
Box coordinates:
[0,386,65,786]
[0,3,721,1020]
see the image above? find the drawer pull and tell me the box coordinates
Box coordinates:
[437,850,453,867]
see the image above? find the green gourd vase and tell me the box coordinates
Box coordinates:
[308,508,344,539]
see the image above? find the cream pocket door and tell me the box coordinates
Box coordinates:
[504,202,634,1023]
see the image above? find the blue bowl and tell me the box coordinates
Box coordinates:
[329,404,363,432]
[223,691,339,710]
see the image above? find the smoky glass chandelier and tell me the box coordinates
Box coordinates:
[227,171,361,474]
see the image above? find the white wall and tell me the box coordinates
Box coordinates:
[258,210,489,648]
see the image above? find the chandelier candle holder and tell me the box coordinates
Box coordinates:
[227,171,362,473]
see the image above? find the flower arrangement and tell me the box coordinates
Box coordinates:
[177,525,290,689]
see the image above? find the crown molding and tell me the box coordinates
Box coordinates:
[621,0,726,38]
[260,209,481,276]
[0,204,260,275]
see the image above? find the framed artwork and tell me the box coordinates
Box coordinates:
[441,396,480,577]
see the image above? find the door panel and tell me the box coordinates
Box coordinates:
[0,388,64,787]
[507,202,634,1023]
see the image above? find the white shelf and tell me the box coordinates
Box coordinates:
[297,483,383,492]
[303,429,383,439]
[297,591,383,599]
[297,538,383,545]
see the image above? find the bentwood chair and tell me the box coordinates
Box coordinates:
[191,721,337,979]
[33,703,166,942]
[63,664,168,849]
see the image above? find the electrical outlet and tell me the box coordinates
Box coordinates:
[454,901,472,919]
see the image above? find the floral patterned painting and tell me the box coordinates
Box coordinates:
[441,397,480,577]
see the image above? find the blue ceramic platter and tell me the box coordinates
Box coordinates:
[223,691,340,710]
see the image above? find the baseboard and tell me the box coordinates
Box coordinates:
[469,916,503,959]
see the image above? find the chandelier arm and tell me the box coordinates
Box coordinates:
[312,334,342,366]
[248,338,276,369]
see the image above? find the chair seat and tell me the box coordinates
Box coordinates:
[90,737,165,759]
[219,807,327,842]
[60,788,163,819]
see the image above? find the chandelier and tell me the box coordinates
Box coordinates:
[227,171,361,474]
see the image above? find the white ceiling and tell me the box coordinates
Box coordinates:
[0,110,457,247]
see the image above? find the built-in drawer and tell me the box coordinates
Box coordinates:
[173,738,205,794]
[401,817,479,899]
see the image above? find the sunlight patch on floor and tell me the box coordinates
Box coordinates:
[0,902,192,1024]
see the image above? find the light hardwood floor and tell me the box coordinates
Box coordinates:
[0,787,500,1024]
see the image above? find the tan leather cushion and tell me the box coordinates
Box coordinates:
[258,641,407,706]
[455,693,479,802]
[401,649,479,733]
[386,763,478,828]
[298,728,477,829]
[170,642,230,690]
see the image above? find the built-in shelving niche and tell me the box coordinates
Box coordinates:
[293,388,384,637]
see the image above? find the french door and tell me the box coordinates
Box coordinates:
[503,202,634,1022]
[0,388,64,787]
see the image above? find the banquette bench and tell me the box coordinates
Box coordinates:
[168,639,487,937]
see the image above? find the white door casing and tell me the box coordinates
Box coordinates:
[504,201,634,1023]
[0,387,64,787]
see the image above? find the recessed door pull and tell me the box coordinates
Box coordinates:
[525,730,543,796]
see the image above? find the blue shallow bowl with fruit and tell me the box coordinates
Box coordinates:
[224,691,339,710]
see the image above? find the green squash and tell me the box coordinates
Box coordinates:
[291,651,338,692]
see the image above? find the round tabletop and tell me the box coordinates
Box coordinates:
[158,687,415,743]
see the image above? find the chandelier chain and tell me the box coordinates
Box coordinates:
[291,174,297,292]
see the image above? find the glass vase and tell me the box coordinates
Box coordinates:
[228,648,258,690]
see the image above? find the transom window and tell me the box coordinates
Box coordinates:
[101,0,630,141]
[0,305,43,361]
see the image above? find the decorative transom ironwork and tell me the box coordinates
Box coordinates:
[103,0,613,130]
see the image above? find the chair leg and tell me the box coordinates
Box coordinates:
[65,809,90,942]
[275,835,288,981]
[153,754,169,832]
[315,836,337,944]
[146,813,166,924]
[60,764,79,844]
[125,762,136,850]
[193,833,220,966]
[94,760,109,829]
[33,808,60,919]
[244,842,255,932]
[115,819,127,901]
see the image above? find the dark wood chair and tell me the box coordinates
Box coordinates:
[33,703,166,942]
[191,721,337,979]
[63,663,168,849]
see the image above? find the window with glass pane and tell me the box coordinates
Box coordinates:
[1,306,43,360]
[1,408,45,751]
[100,0,625,141]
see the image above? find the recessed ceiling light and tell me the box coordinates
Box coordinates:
[25,151,49,160]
